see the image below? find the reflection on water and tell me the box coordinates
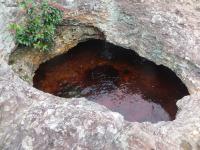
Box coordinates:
[33,40,189,123]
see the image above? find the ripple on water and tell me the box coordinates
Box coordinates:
[33,40,189,123]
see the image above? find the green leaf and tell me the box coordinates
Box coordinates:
[10,0,63,52]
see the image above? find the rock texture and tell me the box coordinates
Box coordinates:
[9,23,104,83]
[1,0,200,149]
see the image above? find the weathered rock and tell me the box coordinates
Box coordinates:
[9,23,104,84]
[1,0,200,149]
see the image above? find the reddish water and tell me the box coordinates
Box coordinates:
[33,40,189,123]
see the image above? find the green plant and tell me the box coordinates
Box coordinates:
[10,0,63,51]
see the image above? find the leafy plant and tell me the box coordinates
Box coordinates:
[10,0,63,51]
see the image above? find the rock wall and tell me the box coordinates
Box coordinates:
[0,0,18,60]
[1,0,200,149]
[58,0,200,93]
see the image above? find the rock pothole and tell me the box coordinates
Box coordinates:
[10,39,189,123]
[2,0,200,149]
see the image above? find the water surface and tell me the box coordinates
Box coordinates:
[33,40,189,123]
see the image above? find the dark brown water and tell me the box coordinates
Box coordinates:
[33,40,189,123]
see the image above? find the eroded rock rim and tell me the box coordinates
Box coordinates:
[1,0,200,149]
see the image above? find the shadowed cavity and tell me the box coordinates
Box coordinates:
[33,39,189,123]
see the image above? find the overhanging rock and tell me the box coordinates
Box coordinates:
[0,0,200,149]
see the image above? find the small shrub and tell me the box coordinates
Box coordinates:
[10,0,63,51]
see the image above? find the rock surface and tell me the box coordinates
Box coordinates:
[1,0,200,149]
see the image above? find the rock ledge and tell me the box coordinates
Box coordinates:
[0,0,200,149]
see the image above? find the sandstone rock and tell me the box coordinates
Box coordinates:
[0,0,200,149]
